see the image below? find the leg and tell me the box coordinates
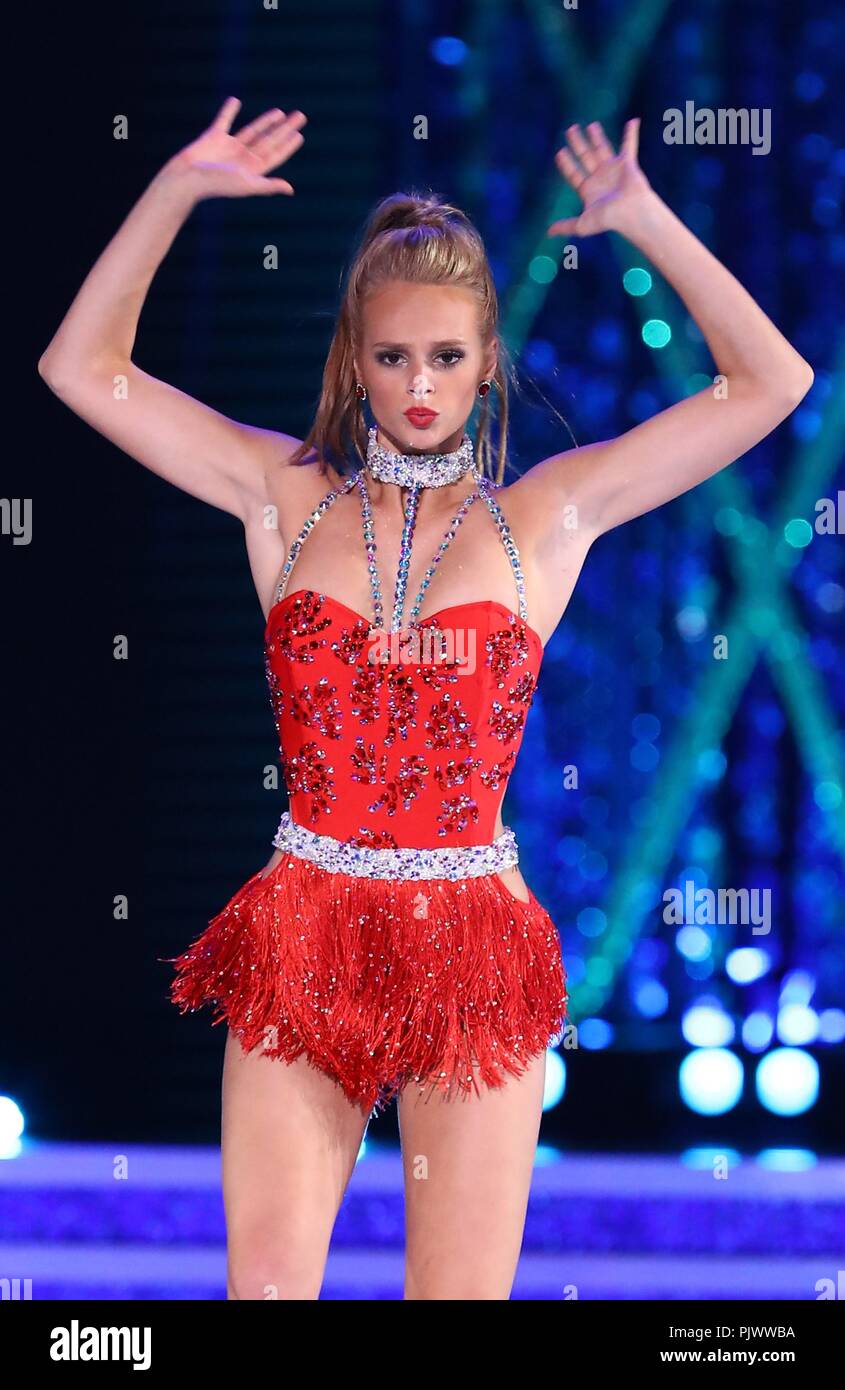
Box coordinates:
[398,1048,547,1299]
[222,1027,371,1300]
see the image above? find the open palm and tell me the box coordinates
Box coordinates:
[547,118,651,238]
[170,96,307,199]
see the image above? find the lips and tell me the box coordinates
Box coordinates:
[404,408,438,423]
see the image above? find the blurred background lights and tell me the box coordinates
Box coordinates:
[623,266,652,296]
[726,947,771,983]
[779,969,816,1005]
[676,604,708,639]
[642,318,672,348]
[684,371,715,395]
[713,506,745,536]
[697,748,727,781]
[818,1009,845,1043]
[756,1149,818,1172]
[578,1017,615,1049]
[634,979,669,1018]
[682,1003,735,1047]
[529,254,558,284]
[793,70,825,102]
[681,1146,743,1170]
[784,517,814,548]
[756,1048,819,1116]
[631,740,659,772]
[676,925,712,962]
[430,35,467,65]
[632,713,661,740]
[742,1012,775,1051]
[0,1095,25,1159]
[816,581,845,613]
[542,1048,566,1110]
[576,905,606,938]
[679,1048,744,1115]
[776,1003,819,1046]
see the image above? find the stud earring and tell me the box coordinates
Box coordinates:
[355,381,367,402]
[477,379,493,397]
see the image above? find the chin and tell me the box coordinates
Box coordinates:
[398,421,453,449]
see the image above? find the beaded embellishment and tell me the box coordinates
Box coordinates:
[271,809,519,880]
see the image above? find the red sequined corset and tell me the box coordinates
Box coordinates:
[263,458,544,850]
[264,590,543,849]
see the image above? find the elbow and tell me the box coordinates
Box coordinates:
[38,350,64,389]
[783,361,814,404]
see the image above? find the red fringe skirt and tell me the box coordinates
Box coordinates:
[163,852,569,1116]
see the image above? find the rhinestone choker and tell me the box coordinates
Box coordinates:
[365,425,477,489]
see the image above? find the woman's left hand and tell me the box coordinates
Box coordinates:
[547,118,653,238]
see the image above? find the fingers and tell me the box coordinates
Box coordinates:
[554,145,586,192]
[237,106,288,146]
[211,95,242,132]
[554,120,611,189]
[546,216,580,238]
[585,120,615,161]
[564,122,601,177]
[554,117,641,189]
[259,178,295,196]
[255,111,307,169]
[621,116,641,160]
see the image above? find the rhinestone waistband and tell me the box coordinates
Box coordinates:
[271,810,519,881]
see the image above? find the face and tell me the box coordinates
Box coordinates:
[353,281,497,455]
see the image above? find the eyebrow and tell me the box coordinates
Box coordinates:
[372,339,470,349]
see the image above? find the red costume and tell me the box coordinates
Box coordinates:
[166,429,569,1115]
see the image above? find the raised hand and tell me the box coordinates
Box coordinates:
[547,118,652,238]
[166,96,307,200]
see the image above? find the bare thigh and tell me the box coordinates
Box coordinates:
[397,1048,547,1300]
[221,1028,370,1300]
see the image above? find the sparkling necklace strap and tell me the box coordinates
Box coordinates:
[272,470,362,608]
[357,470,485,633]
[356,471,385,631]
[406,487,481,626]
[475,475,529,623]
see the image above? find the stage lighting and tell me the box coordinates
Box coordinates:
[755,1048,819,1115]
[679,1047,744,1115]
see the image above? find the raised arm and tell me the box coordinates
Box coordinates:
[37,97,309,523]
[508,118,814,556]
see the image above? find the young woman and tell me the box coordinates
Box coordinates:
[38,98,813,1300]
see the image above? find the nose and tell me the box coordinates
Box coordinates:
[408,372,434,400]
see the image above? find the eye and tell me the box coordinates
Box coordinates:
[375,349,466,367]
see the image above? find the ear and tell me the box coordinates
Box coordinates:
[484,335,498,380]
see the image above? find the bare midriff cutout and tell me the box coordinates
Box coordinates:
[494,865,532,905]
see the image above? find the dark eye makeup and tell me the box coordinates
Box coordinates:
[375,349,466,367]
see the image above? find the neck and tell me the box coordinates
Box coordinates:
[377,422,466,457]
[365,423,477,518]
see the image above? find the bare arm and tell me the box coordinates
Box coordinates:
[509,119,814,554]
[37,97,309,522]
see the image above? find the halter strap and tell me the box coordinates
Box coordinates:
[271,470,529,626]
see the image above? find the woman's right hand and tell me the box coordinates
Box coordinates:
[164,96,307,201]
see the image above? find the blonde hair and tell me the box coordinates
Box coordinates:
[288,190,516,484]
